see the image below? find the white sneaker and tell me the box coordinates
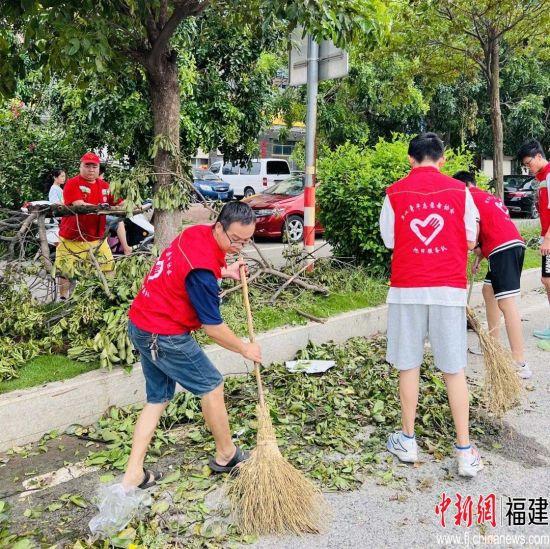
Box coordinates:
[517,362,533,380]
[456,445,483,477]
[387,431,418,463]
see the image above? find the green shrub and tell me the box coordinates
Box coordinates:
[317,135,477,271]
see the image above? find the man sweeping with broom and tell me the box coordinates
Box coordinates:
[121,202,260,490]
[453,171,530,379]
[379,132,483,477]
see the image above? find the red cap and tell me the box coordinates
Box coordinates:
[80,152,100,165]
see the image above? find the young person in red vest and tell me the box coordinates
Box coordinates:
[517,139,550,352]
[123,202,261,490]
[453,171,530,377]
[380,133,483,477]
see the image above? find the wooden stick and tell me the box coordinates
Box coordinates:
[239,261,265,407]
[27,203,152,217]
[262,268,328,294]
[37,214,53,271]
[87,249,113,299]
[294,309,326,323]
[269,257,320,305]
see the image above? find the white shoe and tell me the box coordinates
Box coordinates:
[456,445,483,477]
[387,431,418,463]
[517,362,533,379]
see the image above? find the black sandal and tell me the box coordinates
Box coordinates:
[137,468,162,489]
[208,446,249,474]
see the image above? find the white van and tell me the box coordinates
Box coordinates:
[210,158,292,198]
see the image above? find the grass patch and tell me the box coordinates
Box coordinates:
[0,355,99,394]
[4,246,540,395]
[524,246,540,269]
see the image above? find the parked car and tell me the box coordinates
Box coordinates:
[209,158,292,198]
[492,175,539,218]
[192,169,233,201]
[243,176,324,242]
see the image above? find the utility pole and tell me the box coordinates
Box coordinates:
[303,36,319,271]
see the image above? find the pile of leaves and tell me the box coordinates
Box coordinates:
[0,255,153,381]
[1,336,490,547]
[0,255,388,384]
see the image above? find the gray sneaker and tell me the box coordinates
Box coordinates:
[517,362,533,379]
[456,445,483,477]
[387,431,418,463]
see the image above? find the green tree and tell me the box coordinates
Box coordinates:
[1,0,385,249]
[398,0,549,196]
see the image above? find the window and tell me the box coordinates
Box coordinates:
[240,162,261,175]
[266,160,290,175]
[272,144,294,156]
[222,162,239,175]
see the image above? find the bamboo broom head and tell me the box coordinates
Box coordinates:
[227,403,328,535]
[467,307,523,417]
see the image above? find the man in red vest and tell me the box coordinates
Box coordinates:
[453,171,530,378]
[55,152,119,299]
[517,139,550,351]
[380,133,483,477]
[122,202,261,489]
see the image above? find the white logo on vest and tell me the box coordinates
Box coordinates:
[148,259,164,281]
[410,214,445,246]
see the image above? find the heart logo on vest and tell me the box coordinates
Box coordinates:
[148,259,164,281]
[410,214,444,246]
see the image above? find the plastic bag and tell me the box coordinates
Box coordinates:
[88,483,152,538]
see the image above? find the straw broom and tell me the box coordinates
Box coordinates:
[226,264,327,535]
[466,273,523,417]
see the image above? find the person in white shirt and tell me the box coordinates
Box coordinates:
[47,168,66,204]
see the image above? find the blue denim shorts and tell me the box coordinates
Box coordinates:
[128,320,223,403]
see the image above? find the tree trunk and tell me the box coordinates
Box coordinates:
[488,35,504,198]
[147,55,185,251]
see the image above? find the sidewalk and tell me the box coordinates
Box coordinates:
[256,289,550,548]
[1,288,548,547]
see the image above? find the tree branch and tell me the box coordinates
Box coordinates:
[147,0,209,65]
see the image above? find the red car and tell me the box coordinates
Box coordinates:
[243,177,324,242]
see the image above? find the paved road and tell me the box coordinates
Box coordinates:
[246,238,332,269]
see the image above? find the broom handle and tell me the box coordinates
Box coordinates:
[467,268,475,305]
[239,261,266,407]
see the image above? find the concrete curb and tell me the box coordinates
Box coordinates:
[0,268,543,452]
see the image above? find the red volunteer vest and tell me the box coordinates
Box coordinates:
[469,186,523,258]
[387,167,468,289]
[59,175,114,241]
[129,225,226,335]
[536,163,550,236]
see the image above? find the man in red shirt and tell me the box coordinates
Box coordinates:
[453,171,530,378]
[517,139,550,351]
[122,202,261,490]
[55,152,118,299]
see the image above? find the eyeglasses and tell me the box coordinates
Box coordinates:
[523,157,535,168]
[223,226,251,248]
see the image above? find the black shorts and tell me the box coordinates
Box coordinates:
[484,245,525,300]
[543,254,550,278]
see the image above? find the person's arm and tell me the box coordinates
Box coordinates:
[186,270,261,362]
[379,195,395,249]
[63,180,96,207]
[464,189,479,251]
[71,199,97,206]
